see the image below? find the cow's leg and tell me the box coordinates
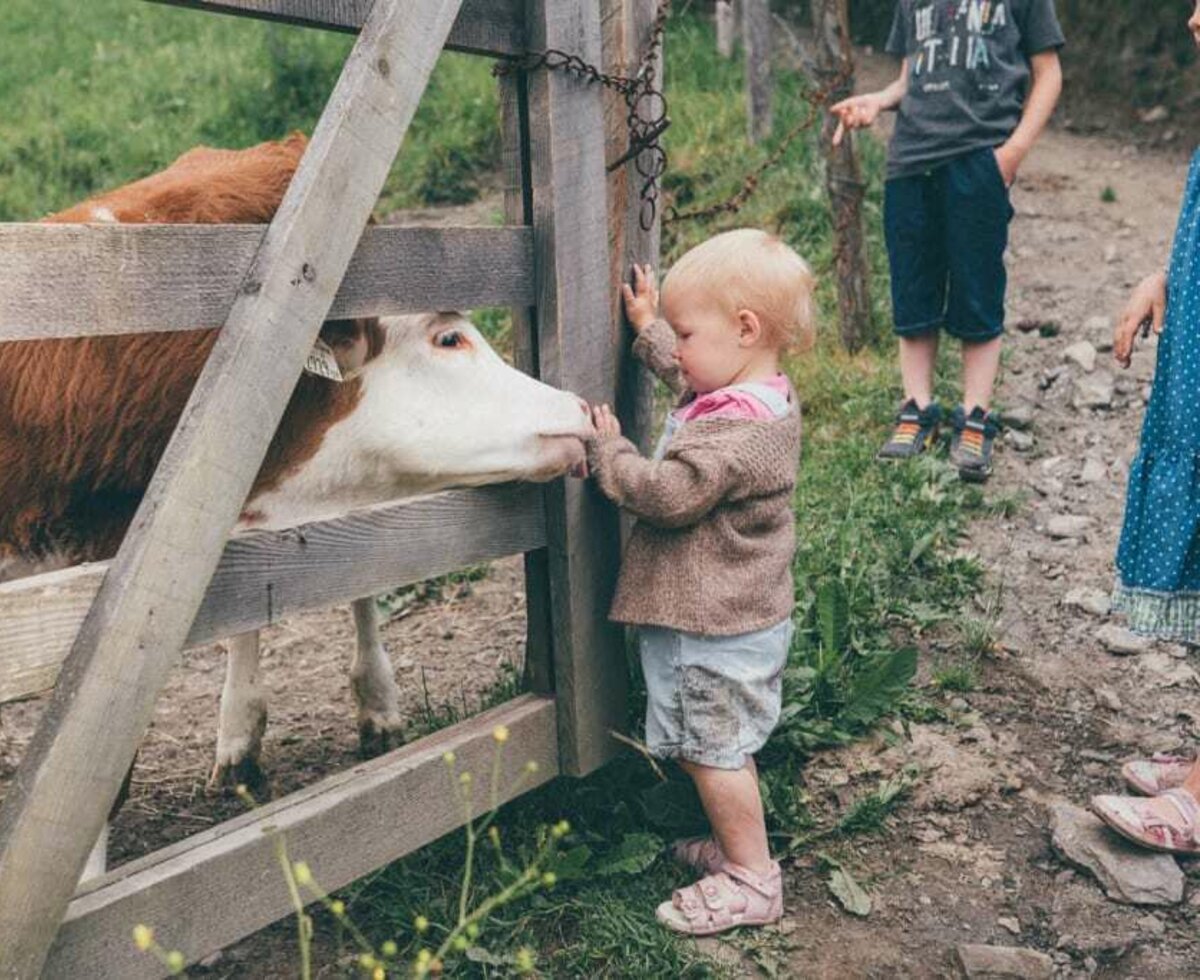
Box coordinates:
[209,631,268,793]
[350,597,405,757]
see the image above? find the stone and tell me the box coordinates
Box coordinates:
[1140,105,1170,124]
[1086,315,1114,352]
[1048,801,1185,906]
[1047,515,1092,539]
[1005,429,1034,452]
[1002,404,1036,430]
[1033,477,1065,498]
[1093,685,1123,711]
[1073,372,1115,410]
[1079,458,1108,484]
[1063,588,1111,617]
[1064,341,1098,372]
[1137,913,1166,936]
[1096,624,1151,656]
[956,944,1054,979]
[998,916,1021,935]
[1104,243,1120,265]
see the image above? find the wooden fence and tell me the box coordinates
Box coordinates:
[0,0,658,974]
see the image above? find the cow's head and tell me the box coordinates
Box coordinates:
[245,312,594,528]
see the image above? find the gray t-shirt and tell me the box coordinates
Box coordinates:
[885,0,1065,179]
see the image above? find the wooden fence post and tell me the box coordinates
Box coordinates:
[716,0,739,58]
[525,0,628,777]
[742,0,772,143]
[0,2,463,974]
[812,0,873,351]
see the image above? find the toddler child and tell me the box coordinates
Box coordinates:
[586,228,813,933]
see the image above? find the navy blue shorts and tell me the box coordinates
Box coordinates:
[884,147,1015,343]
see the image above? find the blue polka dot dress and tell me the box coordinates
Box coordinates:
[1115,148,1200,641]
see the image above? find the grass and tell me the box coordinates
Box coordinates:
[6,5,999,975]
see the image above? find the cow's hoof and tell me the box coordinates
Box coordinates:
[207,755,269,798]
[358,715,407,759]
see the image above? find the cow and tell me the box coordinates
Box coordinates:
[0,135,593,877]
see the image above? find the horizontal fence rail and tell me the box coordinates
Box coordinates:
[45,695,559,978]
[0,225,533,341]
[0,484,546,703]
[145,0,526,56]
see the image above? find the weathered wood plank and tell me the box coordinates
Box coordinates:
[0,225,532,341]
[0,486,546,704]
[144,0,526,56]
[46,695,559,978]
[526,0,627,776]
[0,3,465,974]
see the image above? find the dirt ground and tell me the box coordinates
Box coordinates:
[5,52,1200,980]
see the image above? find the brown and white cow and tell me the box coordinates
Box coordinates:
[0,135,592,876]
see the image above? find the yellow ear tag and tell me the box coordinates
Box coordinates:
[303,338,345,382]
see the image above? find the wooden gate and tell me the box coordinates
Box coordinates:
[0,0,659,974]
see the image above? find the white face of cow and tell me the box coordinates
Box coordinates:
[244,313,594,530]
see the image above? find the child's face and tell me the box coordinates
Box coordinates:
[1192,2,1200,47]
[661,289,754,394]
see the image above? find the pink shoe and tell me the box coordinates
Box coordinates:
[671,836,728,875]
[1121,754,1195,796]
[655,861,783,935]
[1091,788,1200,855]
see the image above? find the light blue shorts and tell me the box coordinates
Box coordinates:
[638,619,793,771]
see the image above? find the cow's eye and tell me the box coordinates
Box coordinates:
[434,329,466,350]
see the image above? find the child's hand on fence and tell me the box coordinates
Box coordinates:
[1114,270,1167,368]
[590,404,622,439]
[830,93,885,146]
[621,264,659,332]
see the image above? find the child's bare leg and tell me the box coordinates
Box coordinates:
[679,759,771,874]
[961,336,1002,413]
[898,333,940,407]
[1185,759,1200,797]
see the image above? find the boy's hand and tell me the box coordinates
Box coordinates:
[830,93,885,146]
[1114,271,1167,369]
[590,403,622,439]
[993,142,1024,187]
[621,263,659,333]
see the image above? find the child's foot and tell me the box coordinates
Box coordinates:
[877,399,941,460]
[1091,788,1200,855]
[671,836,728,875]
[655,861,783,935]
[949,405,1000,483]
[1122,754,1195,796]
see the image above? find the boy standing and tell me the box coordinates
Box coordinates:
[832,1,1064,481]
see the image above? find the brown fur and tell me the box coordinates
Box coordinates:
[0,134,384,565]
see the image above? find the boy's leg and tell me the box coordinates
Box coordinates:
[962,336,1003,413]
[879,171,948,459]
[679,759,772,875]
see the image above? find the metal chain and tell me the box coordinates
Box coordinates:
[494,1,672,231]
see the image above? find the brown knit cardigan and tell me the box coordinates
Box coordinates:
[587,319,801,636]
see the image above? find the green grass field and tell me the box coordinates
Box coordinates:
[3,4,995,975]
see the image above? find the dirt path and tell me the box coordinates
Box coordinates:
[755,65,1200,980]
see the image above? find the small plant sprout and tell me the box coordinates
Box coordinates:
[1101,185,1117,203]
[131,924,186,976]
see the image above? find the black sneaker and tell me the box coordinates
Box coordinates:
[878,399,942,460]
[949,405,1001,482]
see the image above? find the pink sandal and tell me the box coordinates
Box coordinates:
[1121,754,1195,796]
[1091,788,1200,854]
[655,861,782,935]
[670,836,728,875]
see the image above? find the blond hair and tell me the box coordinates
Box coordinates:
[662,228,815,351]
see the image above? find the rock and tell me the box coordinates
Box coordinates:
[1137,913,1166,936]
[1079,458,1107,484]
[1063,341,1098,372]
[1097,624,1151,656]
[1047,515,1092,539]
[1003,404,1036,430]
[1048,802,1185,906]
[1104,243,1120,265]
[1040,365,1068,390]
[1005,429,1034,452]
[1086,315,1114,352]
[956,944,1054,979]
[1140,105,1170,124]
[998,916,1021,935]
[1034,478,1065,498]
[1073,372,1115,410]
[1064,587,1111,617]
[1093,685,1123,711]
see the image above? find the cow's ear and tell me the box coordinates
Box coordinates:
[319,319,371,375]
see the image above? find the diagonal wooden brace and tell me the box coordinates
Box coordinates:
[0,1,463,975]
